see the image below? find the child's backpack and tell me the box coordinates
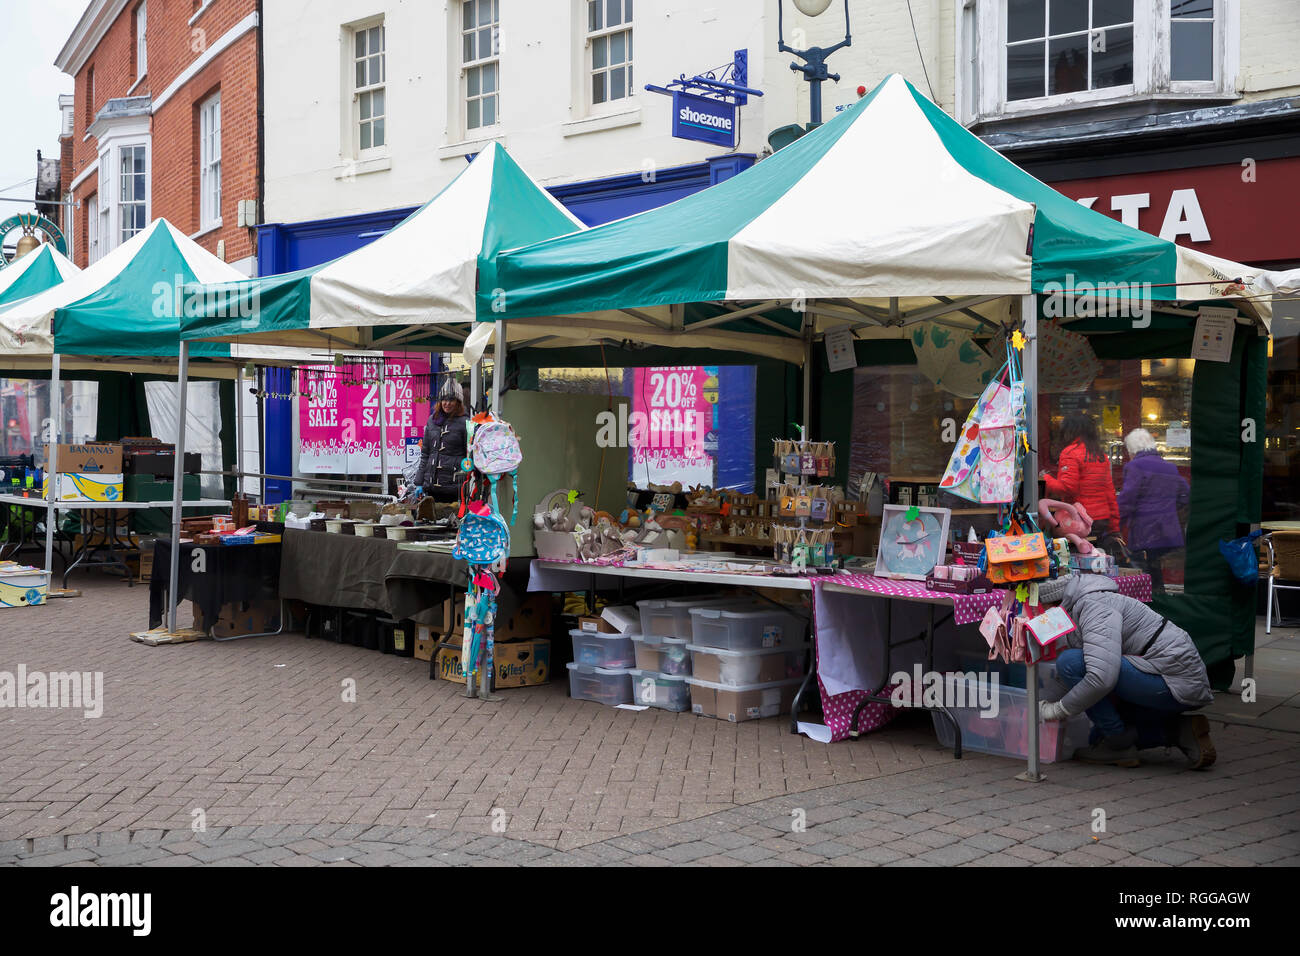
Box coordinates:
[453,502,511,572]
[469,413,522,525]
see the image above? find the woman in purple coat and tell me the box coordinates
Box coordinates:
[1118,429,1190,594]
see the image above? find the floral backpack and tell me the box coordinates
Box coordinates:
[469,413,522,525]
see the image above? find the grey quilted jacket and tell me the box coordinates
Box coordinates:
[1054,574,1213,716]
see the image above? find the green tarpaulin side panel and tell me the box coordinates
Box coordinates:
[90,372,151,442]
[219,378,236,501]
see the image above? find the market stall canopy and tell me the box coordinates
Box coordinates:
[179,142,585,351]
[490,73,1276,357]
[0,218,315,375]
[0,245,80,307]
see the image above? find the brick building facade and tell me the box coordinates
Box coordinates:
[57,0,260,274]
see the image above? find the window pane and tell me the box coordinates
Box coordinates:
[1093,0,1133,27]
[468,98,480,129]
[464,33,475,62]
[482,94,495,127]
[1171,21,1214,80]
[367,55,380,83]
[1007,0,1044,42]
[593,71,606,104]
[480,0,492,25]
[356,61,366,87]
[1048,34,1088,95]
[479,28,491,58]
[588,0,601,32]
[611,31,625,64]
[468,67,480,96]
[482,62,496,93]
[372,88,384,117]
[134,172,145,200]
[369,27,382,52]
[360,122,372,150]
[607,0,620,28]
[1048,0,1086,35]
[355,31,365,58]
[1006,41,1044,100]
[360,92,371,120]
[627,31,632,59]
[463,0,474,31]
[593,35,606,69]
[1091,25,1134,88]
[372,118,384,147]
[626,0,632,20]
[1171,0,1213,17]
[611,65,625,100]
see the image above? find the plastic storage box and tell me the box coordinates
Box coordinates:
[637,596,753,639]
[686,643,808,686]
[627,669,692,712]
[930,677,1091,763]
[689,604,807,650]
[687,676,803,722]
[566,663,633,706]
[569,629,636,668]
[631,634,692,676]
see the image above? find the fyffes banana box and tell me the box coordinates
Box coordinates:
[41,473,125,502]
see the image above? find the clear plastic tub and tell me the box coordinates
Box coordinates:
[637,596,753,639]
[566,663,633,706]
[630,634,692,676]
[930,677,1091,763]
[688,604,807,650]
[627,669,692,712]
[686,676,803,722]
[686,643,808,686]
[569,628,636,668]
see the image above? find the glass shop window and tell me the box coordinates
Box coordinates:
[1264,307,1300,522]
[0,379,100,471]
[537,366,756,493]
[1039,358,1194,595]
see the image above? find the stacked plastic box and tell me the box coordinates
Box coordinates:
[627,597,750,712]
[685,603,810,722]
[930,676,1091,762]
[566,610,638,706]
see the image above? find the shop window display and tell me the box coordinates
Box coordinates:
[849,358,1194,595]
[0,379,99,467]
[1264,311,1299,521]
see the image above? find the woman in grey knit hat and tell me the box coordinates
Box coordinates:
[413,376,468,501]
[1037,573,1215,769]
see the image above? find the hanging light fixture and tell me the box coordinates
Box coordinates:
[793,0,833,15]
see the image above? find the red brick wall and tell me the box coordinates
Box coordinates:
[66,0,259,268]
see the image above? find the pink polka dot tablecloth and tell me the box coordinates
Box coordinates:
[808,571,1151,742]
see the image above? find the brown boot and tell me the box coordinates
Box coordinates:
[1176,714,1216,770]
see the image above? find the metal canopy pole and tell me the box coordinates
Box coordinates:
[43,354,61,577]
[166,341,191,634]
[801,310,812,434]
[1020,293,1044,783]
[234,364,245,498]
[378,359,389,496]
[492,320,507,416]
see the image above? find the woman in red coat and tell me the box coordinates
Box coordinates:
[1044,413,1120,535]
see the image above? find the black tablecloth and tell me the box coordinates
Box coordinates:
[149,539,282,628]
[279,528,507,625]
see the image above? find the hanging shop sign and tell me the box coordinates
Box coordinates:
[646,49,761,151]
[0,214,68,268]
[672,91,738,148]
[298,353,432,474]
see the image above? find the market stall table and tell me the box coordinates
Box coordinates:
[0,493,230,589]
[148,537,284,638]
[278,527,480,625]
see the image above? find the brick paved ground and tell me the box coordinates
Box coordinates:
[2,575,1297,865]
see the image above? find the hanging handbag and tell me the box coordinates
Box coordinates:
[984,510,1050,585]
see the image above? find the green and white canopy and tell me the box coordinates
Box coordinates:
[180,143,585,350]
[0,218,309,374]
[0,245,80,307]
[490,74,1274,361]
